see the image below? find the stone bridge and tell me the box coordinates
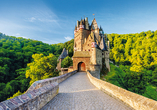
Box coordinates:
[0,71,157,110]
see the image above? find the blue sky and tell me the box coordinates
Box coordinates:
[0,0,157,44]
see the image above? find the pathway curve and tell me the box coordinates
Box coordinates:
[41,72,132,110]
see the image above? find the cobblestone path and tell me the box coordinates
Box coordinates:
[41,72,132,110]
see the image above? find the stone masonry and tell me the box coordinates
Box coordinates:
[41,72,131,110]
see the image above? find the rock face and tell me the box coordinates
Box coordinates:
[73,17,110,78]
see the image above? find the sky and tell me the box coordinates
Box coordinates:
[0,0,157,44]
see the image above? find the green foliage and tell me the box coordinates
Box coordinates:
[0,33,73,101]
[108,30,157,72]
[142,85,157,101]
[105,64,157,100]
[26,53,58,84]
[107,30,157,100]
[61,56,73,68]
[104,63,126,88]
[7,90,23,100]
[123,72,147,94]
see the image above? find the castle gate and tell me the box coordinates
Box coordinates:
[72,51,90,71]
[78,62,85,71]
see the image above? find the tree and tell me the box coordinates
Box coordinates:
[123,71,147,94]
[61,56,73,68]
[26,53,58,84]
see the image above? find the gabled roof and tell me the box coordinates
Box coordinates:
[99,37,107,51]
[58,48,68,61]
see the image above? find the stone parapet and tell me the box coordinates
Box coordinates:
[0,70,77,110]
[0,82,59,110]
[87,71,157,110]
[26,70,77,92]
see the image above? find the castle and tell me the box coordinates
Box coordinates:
[72,17,110,78]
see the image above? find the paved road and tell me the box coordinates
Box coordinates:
[41,72,132,110]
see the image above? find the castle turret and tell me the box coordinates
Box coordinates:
[79,20,84,29]
[74,25,77,34]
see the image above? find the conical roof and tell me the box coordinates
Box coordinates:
[99,37,107,51]
[57,48,68,61]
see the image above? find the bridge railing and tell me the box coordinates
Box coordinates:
[87,70,157,110]
[26,70,77,92]
[0,70,77,110]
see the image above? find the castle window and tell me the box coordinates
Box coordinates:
[88,49,90,51]
[85,50,86,51]
[102,53,104,55]
[88,44,89,46]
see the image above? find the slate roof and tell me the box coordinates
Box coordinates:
[57,48,68,61]
[73,51,90,58]
[99,37,108,51]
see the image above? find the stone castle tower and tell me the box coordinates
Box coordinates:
[72,17,110,78]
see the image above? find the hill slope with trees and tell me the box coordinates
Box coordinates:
[103,30,157,101]
[0,33,74,101]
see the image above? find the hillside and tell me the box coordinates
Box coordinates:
[102,63,157,101]
[0,33,74,101]
[101,30,157,101]
[0,30,156,102]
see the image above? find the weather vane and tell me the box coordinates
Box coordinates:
[93,13,95,18]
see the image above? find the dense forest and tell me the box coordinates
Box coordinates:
[104,30,157,100]
[0,33,74,102]
[0,30,157,102]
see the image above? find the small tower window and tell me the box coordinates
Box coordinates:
[88,49,90,51]
[85,50,86,51]
[88,44,89,46]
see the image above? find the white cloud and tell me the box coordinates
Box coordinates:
[28,17,36,22]
[64,36,72,41]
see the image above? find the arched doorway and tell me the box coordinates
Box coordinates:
[78,62,86,72]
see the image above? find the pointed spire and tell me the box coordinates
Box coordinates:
[99,37,107,51]
[99,26,102,31]
[80,20,82,25]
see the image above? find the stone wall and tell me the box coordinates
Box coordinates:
[0,70,77,110]
[27,70,77,92]
[59,68,68,76]
[89,65,100,79]
[0,82,59,110]
[87,71,157,110]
